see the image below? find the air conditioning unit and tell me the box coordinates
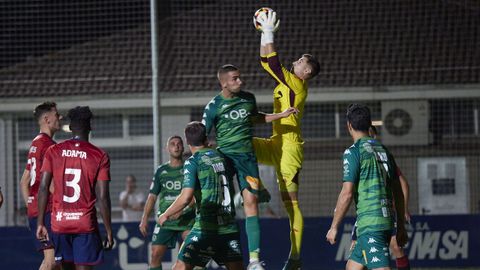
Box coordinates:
[381,100,429,145]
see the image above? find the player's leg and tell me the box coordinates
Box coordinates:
[353,231,392,270]
[173,260,194,270]
[150,226,179,270]
[72,232,104,268]
[280,183,303,270]
[214,232,244,270]
[241,188,261,267]
[51,233,74,270]
[227,152,264,267]
[389,235,410,270]
[40,213,59,270]
[346,237,367,270]
[278,141,304,270]
[224,261,245,270]
[40,248,57,270]
[346,260,367,270]
[175,230,210,270]
[150,245,168,270]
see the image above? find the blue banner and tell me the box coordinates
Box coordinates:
[1,215,478,269]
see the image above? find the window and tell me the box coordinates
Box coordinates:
[91,115,123,138]
[129,114,153,136]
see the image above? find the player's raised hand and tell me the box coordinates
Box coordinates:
[36,224,49,241]
[326,227,338,245]
[139,220,149,237]
[258,11,280,33]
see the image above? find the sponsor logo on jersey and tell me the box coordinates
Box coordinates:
[164,195,178,201]
[62,149,87,159]
[223,108,249,120]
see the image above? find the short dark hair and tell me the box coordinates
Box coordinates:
[166,135,183,146]
[67,106,93,132]
[303,54,320,79]
[346,103,371,132]
[217,64,239,80]
[185,121,207,147]
[33,101,57,121]
[369,125,378,136]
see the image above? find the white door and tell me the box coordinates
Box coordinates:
[417,157,469,215]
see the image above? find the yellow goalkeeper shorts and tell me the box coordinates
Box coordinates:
[252,136,304,192]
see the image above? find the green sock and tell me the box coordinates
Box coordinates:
[246,216,261,261]
[149,266,162,270]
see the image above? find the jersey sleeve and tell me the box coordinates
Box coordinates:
[342,147,360,183]
[260,52,305,95]
[97,153,110,181]
[40,146,54,173]
[149,167,162,195]
[182,158,198,189]
[202,99,216,135]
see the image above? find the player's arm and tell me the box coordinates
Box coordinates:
[327,148,359,245]
[157,188,194,226]
[97,180,113,250]
[258,11,279,56]
[139,194,157,237]
[398,169,410,222]
[0,187,3,209]
[327,182,354,245]
[36,171,52,241]
[97,154,114,250]
[253,108,299,124]
[20,169,31,207]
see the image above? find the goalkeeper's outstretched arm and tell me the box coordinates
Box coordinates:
[258,11,279,56]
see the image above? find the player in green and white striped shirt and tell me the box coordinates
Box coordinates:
[326,104,407,270]
[139,136,195,270]
[158,121,243,270]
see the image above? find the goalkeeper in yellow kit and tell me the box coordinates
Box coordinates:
[253,11,320,270]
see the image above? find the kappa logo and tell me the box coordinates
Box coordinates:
[191,236,199,242]
[371,256,380,263]
[368,238,376,244]
[56,212,63,221]
[369,247,378,253]
[343,159,349,165]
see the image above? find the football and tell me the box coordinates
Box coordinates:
[253,7,276,31]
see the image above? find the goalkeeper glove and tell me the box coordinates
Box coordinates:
[257,11,280,45]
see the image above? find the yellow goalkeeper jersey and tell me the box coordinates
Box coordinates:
[261,52,307,143]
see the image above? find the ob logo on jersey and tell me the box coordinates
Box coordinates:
[163,180,182,190]
[223,108,249,120]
